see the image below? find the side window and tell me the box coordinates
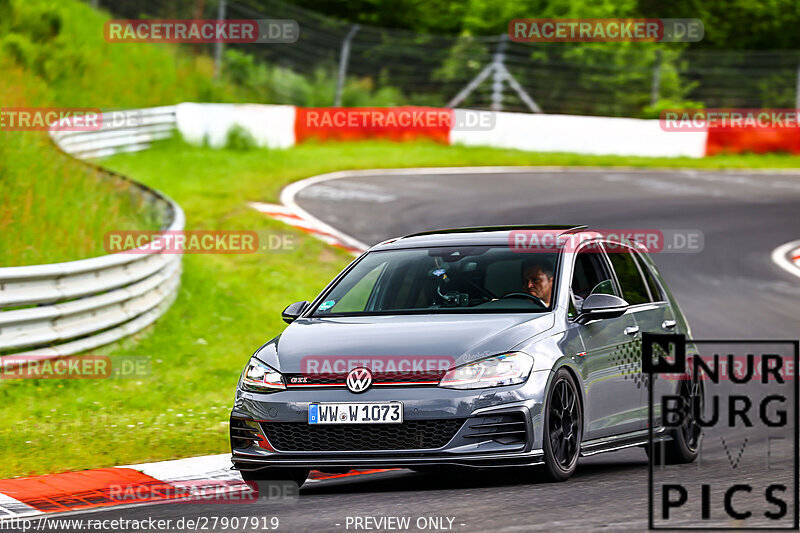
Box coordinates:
[571,244,614,313]
[567,297,578,320]
[606,247,650,305]
[634,253,665,302]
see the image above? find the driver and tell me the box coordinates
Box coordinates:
[521,258,554,307]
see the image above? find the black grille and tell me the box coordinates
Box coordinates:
[262,419,466,451]
[463,412,527,445]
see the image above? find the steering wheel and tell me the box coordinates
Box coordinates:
[500,292,547,307]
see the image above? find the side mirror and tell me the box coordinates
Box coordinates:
[282,301,309,324]
[575,294,629,325]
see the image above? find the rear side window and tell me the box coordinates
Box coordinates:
[606,247,649,305]
[634,253,665,302]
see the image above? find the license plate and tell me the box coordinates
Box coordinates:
[308,402,403,424]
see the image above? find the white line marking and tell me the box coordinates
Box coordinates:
[771,240,800,280]
[0,494,42,518]
[117,453,237,483]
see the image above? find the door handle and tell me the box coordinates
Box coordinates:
[624,326,639,336]
[662,320,677,330]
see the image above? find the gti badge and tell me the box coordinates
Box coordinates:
[346,367,372,393]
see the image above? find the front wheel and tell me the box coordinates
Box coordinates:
[240,468,310,488]
[542,369,583,481]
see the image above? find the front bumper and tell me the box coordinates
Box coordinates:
[230,370,552,471]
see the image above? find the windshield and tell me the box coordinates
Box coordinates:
[311,246,559,316]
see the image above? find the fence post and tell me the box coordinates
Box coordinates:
[651,49,662,107]
[213,0,227,79]
[491,34,509,111]
[334,25,360,107]
[447,34,540,112]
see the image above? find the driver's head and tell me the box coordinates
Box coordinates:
[521,258,554,306]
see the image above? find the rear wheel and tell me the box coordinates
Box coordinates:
[648,372,703,465]
[240,468,310,488]
[542,369,582,482]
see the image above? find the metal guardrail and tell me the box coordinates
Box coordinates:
[0,107,184,358]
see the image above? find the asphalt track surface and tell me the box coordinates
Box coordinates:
[42,168,800,532]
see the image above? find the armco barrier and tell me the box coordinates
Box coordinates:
[0,107,184,358]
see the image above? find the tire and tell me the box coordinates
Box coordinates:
[648,372,703,465]
[542,368,583,482]
[240,467,310,488]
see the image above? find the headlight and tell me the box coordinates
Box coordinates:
[240,359,286,392]
[438,352,533,390]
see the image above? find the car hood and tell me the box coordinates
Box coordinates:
[256,313,555,373]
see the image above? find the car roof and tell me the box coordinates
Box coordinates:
[370,225,587,250]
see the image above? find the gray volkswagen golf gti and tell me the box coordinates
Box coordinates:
[230,225,702,485]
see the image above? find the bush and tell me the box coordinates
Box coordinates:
[225,125,258,151]
[0,33,32,66]
[642,99,705,119]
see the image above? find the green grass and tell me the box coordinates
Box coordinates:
[2,137,800,478]
[0,61,165,266]
[0,0,261,266]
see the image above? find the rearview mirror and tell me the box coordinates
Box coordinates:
[575,293,629,324]
[282,301,309,324]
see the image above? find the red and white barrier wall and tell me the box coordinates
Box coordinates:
[449,111,708,158]
[174,103,799,158]
[706,127,800,156]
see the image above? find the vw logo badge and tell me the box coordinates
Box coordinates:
[346,367,372,393]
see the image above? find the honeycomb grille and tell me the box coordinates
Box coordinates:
[261,419,466,451]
